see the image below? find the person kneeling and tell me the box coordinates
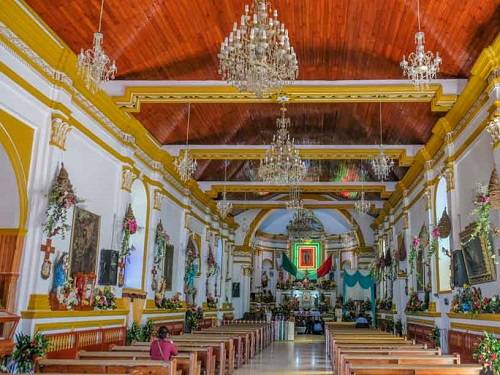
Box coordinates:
[150,326,178,361]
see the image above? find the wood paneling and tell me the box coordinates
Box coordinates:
[0,230,25,310]
[407,323,435,349]
[25,0,499,80]
[135,102,439,146]
[448,330,483,363]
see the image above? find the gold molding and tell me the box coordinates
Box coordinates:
[121,165,139,192]
[180,147,416,166]
[35,318,125,333]
[112,84,456,112]
[49,114,72,150]
[146,314,186,322]
[406,317,436,327]
[21,309,130,319]
[450,322,500,334]
[206,183,393,198]
[448,312,500,322]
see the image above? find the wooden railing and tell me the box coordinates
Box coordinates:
[448,330,483,363]
[45,326,125,359]
[407,323,435,349]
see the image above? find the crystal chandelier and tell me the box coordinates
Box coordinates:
[218,0,298,97]
[341,232,353,247]
[400,0,442,89]
[286,185,303,211]
[174,104,198,182]
[371,102,394,181]
[77,0,117,93]
[287,209,324,241]
[258,104,307,184]
[217,161,233,219]
[355,167,370,214]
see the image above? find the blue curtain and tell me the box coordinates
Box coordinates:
[342,269,376,325]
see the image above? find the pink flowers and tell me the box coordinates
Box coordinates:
[124,217,138,234]
[478,195,491,204]
[431,227,441,239]
[412,236,420,248]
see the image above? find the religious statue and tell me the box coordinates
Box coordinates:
[52,253,69,293]
[261,271,269,289]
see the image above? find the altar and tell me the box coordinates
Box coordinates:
[276,288,336,310]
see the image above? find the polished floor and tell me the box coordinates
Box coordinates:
[235,335,331,374]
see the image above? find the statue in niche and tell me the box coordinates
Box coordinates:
[52,252,69,292]
[261,271,269,289]
[184,235,199,304]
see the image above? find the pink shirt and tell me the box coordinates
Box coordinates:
[150,339,178,361]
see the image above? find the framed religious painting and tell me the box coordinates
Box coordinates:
[460,223,496,285]
[69,207,100,276]
[98,249,119,285]
[451,249,469,288]
[291,241,322,272]
[232,282,240,298]
[163,244,174,290]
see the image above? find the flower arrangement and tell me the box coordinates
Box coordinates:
[56,277,79,310]
[318,279,336,290]
[395,319,403,336]
[465,183,493,257]
[206,294,217,309]
[93,286,117,310]
[121,204,138,259]
[158,292,183,310]
[408,236,420,276]
[43,164,79,239]
[473,332,500,373]
[186,306,203,332]
[430,326,441,348]
[405,291,424,313]
[361,298,372,312]
[376,298,393,311]
[428,227,440,258]
[1,332,49,373]
[451,284,500,314]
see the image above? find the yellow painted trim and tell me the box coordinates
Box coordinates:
[112,84,454,112]
[243,209,272,251]
[143,308,187,314]
[180,147,415,166]
[232,203,358,210]
[206,184,392,198]
[146,315,186,322]
[27,294,51,310]
[21,309,130,319]
[406,311,441,318]
[406,317,436,327]
[35,318,126,333]
[141,179,151,291]
[0,228,27,235]
[450,322,500,334]
[448,312,500,322]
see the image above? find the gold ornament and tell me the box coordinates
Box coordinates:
[489,169,500,210]
[437,207,451,238]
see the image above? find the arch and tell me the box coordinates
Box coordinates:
[125,178,149,290]
[434,176,451,292]
[0,121,30,229]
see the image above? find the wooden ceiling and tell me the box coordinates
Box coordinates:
[26,0,499,80]
[24,0,499,205]
[135,102,439,145]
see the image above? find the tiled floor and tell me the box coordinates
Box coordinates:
[235,335,331,374]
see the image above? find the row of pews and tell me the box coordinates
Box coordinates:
[326,323,483,375]
[35,321,273,375]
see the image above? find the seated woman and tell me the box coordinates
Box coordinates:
[150,326,178,361]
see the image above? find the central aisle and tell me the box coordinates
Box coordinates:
[235,336,331,374]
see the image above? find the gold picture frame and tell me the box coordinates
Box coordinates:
[459,223,496,285]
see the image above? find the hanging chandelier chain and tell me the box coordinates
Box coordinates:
[417,0,421,32]
[98,0,104,32]
[174,103,198,182]
[186,103,191,148]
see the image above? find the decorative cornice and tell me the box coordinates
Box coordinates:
[49,115,72,150]
[111,83,457,112]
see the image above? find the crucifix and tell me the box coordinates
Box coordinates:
[40,238,55,280]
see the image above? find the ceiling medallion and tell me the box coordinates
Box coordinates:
[174,104,197,182]
[77,0,117,93]
[371,102,394,181]
[286,185,303,211]
[217,161,233,219]
[400,0,442,89]
[218,0,298,97]
[258,103,307,184]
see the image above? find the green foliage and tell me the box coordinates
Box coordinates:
[1,332,49,373]
[395,319,403,336]
[141,320,154,343]
[473,332,500,372]
[430,326,440,348]
[126,322,143,344]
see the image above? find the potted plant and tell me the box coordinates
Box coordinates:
[1,332,49,373]
[473,332,500,375]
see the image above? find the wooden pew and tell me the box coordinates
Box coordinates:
[36,358,177,375]
[111,345,215,375]
[78,351,198,375]
[191,331,247,367]
[347,364,482,375]
[134,339,228,375]
[341,354,460,375]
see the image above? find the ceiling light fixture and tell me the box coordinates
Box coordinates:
[174,103,198,182]
[258,103,307,185]
[218,0,298,97]
[286,185,303,211]
[77,0,117,93]
[217,160,233,219]
[371,102,394,181]
[354,168,370,214]
[400,0,442,89]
